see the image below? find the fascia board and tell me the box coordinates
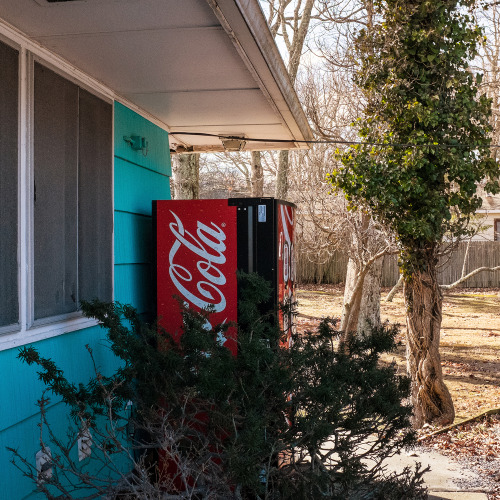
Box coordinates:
[206,0,313,147]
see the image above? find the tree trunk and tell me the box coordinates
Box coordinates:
[358,256,382,333]
[385,274,403,302]
[172,153,200,200]
[341,255,382,335]
[275,150,289,200]
[251,151,264,197]
[340,213,377,334]
[404,248,455,428]
[340,257,363,333]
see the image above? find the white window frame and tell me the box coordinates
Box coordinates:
[0,20,116,351]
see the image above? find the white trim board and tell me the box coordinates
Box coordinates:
[0,21,129,352]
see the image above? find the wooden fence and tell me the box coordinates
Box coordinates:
[296,241,500,287]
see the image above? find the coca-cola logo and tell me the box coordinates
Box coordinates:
[168,210,228,314]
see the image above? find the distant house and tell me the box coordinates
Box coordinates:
[0,1,311,497]
[473,193,500,241]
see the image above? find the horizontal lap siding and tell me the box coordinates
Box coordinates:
[113,102,171,316]
[114,212,152,264]
[114,158,170,215]
[1,102,171,498]
[114,264,153,314]
[114,103,171,177]
[1,326,123,499]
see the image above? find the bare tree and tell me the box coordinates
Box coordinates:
[251,151,264,197]
[199,151,276,198]
[291,163,396,333]
[199,0,318,202]
[474,3,500,161]
[172,153,200,200]
[338,213,395,333]
[260,0,318,200]
[198,1,393,332]
[290,1,394,335]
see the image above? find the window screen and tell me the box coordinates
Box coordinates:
[34,64,112,320]
[0,41,19,327]
[34,63,79,319]
[78,89,112,303]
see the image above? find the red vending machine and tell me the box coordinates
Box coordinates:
[154,198,296,350]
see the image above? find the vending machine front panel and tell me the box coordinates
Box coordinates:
[154,199,238,355]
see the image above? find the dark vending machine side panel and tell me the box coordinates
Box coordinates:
[228,198,296,343]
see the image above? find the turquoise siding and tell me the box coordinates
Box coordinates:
[114,102,172,177]
[114,158,170,215]
[0,327,124,499]
[114,212,152,264]
[114,102,171,315]
[1,102,171,498]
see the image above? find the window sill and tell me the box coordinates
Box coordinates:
[0,315,99,352]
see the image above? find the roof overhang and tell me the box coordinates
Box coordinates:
[0,0,312,152]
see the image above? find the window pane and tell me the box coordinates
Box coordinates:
[0,41,19,327]
[34,63,78,319]
[78,89,113,303]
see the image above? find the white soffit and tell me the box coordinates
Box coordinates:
[0,0,312,152]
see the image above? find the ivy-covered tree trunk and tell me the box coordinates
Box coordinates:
[404,247,454,427]
[330,0,500,427]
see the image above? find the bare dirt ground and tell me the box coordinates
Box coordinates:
[296,284,500,498]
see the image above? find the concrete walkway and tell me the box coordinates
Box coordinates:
[383,447,490,499]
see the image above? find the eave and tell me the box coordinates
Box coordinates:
[0,0,312,152]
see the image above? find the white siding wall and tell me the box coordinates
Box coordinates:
[472,212,500,241]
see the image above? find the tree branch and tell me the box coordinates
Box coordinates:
[440,266,500,290]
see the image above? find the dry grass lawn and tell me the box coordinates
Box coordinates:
[296,285,500,423]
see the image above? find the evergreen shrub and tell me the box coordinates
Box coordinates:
[10,273,427,499]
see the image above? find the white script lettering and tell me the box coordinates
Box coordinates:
[168,211,228,313]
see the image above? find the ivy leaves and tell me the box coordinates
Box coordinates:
[330,0,500,257]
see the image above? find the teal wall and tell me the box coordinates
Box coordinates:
[0,327,125,499]
[1,102,171,498]
[114,102,171,316]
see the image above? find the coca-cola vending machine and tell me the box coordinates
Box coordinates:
[153,197,295,353]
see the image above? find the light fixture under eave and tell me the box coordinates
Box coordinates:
[220,137,246,152]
